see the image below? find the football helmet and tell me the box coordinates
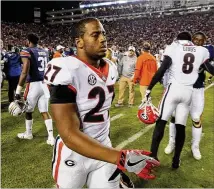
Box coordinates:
[138,99,159,124]
[8,100,28,116]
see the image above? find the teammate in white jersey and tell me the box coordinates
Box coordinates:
[144,32,214,168]
[164,32,214,160]
[44,18,159,188]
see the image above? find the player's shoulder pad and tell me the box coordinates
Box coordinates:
[103,57,117,70]
[48,56,80,70]
[45,56,80,85]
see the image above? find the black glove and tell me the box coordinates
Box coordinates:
[14,94,21,100]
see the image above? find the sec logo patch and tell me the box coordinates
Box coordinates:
[88,74,97,85]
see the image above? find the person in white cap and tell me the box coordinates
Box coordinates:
[115,46,137,107]
[53,45,65,58]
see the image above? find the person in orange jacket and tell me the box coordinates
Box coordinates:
[53,45,65,58]
[133,42,157,100]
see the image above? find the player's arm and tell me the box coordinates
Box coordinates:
[50,85,119,164]
[147,55,172,91]
[50,85,160,179]
[15,57,30,99]
[204,59,214,75]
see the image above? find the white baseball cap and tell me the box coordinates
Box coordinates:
[128,46,135,51]
[56,45,65,51]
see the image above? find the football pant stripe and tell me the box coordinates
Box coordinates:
[54,141,64,183]
[24,83,30,101]
[159,83,171,119]
[52,135,60,171]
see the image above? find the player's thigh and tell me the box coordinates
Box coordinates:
[87,162,120,188]
[159,83,176,121]
[175,103,190,126]
[53,137,87,188]
[24,83,40,112]
[190,88,205,121]
[38,94,49,113]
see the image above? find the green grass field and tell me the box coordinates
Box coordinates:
[1,81,214,188]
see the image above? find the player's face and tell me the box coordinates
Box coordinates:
[192,35,206,46]
[82,21,107,59]
[128,50,134,57]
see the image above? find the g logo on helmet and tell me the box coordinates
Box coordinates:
[141,113,148,120]
[137,101,159,124]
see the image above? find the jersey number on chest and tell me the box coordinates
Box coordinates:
[84,86,114,123]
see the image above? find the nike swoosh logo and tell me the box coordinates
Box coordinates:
[111,77,115,80]
[127,158,145,166]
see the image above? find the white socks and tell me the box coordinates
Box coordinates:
[45,119,54,138]
[25,119,33,135]
[169,122,176,144]
[192,125,202,147]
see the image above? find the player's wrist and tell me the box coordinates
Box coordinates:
[15,85,23,95]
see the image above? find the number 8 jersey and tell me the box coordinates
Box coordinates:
[164,40,210,86]
[44,56,118,143]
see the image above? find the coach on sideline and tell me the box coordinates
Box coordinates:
[133,42,157,100]
[115,46,137,107]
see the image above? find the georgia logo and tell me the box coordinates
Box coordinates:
[88,74,97,85]
[141,113,148,120]
[65,160,76,167]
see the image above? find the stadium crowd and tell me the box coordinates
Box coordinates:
[1,12,214,55]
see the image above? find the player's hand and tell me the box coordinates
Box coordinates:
[145,90,151,100]
[117,150,160,180]
[207,78,212,84]
[14,94,21,100]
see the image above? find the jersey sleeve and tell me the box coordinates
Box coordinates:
[202,48,211,63]
[20,48,31,59]
[163,44,174,59]
[44,57,79,104]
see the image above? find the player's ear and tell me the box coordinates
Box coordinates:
[75,37,84,49]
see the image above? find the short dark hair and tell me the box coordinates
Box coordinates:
[193,31,207,39]
[177,32,192,41]
[27,33,39,45]
[72,17,99,38]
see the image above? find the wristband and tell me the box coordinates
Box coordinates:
[15,85,23,95]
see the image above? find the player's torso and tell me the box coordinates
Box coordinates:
[169,45,206,86]
[76,59,117,142]
[48,57,118,142]
[27,47,48,82]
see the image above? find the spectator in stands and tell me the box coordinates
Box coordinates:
[115,46,137,107]
[133,42,157,100]
[53,45,65,58]
[3,45,21,102]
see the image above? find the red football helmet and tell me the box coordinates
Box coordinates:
[138,99,159,124]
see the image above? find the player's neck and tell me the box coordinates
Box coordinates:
[77,53,100,68]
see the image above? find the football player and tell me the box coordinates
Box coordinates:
[144,32,214,168]
[44,18,159,188]
[164,32,214,160]
[14,33,55,146]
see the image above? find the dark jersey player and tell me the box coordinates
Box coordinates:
[14,33,55,146]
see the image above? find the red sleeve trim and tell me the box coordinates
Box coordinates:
[68,85,77,94]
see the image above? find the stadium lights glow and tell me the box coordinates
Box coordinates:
[79,0,143,8]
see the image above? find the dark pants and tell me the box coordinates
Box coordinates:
[8,76,20,103]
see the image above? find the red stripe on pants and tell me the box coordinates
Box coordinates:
[54,141,64,184]
[24,83,30,101]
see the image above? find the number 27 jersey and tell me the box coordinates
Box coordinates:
[164,41,210,86]
[44,56,118,143]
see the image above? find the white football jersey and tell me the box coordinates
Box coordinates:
[164,40,210,86]
[44,56,118,143]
